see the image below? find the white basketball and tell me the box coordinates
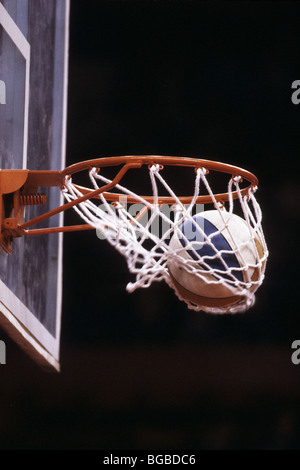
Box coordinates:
[168,210,265,308]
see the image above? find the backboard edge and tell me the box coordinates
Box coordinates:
[0,302,60,372]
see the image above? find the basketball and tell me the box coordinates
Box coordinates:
[168,210,266,310]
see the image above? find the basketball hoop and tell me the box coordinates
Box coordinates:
[0,156,268,313]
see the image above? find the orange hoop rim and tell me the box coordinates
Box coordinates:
[0,156,259,248]
[62,155,258,205]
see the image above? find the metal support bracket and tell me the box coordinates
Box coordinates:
[0,162,139,254]
[0,169,63,253]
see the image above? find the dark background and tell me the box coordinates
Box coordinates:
[1,0,300,450]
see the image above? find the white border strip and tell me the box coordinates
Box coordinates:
[0,3,30,57]
[0,300,59,370]
[0,279,58,357]
[54,0,70,366]
[0,2,30,169]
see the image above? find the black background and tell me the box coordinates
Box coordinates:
[1,0,300,450]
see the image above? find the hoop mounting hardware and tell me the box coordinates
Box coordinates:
[0,156,259,254]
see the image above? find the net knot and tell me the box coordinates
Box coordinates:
[196,167,208,176]
[216,200,225,209]
[171,203,185,213]
[111,201,124,210]
[232,175,243,184]
[149,163,163,173]
[90,167,100,177]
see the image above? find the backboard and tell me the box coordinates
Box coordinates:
[0,0,69,370]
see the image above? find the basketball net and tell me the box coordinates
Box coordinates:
[62,164,268,314]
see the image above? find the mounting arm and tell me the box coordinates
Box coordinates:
[0,162,140,254]
[0,170,63,253]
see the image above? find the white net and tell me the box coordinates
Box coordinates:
[62,163,268,314]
